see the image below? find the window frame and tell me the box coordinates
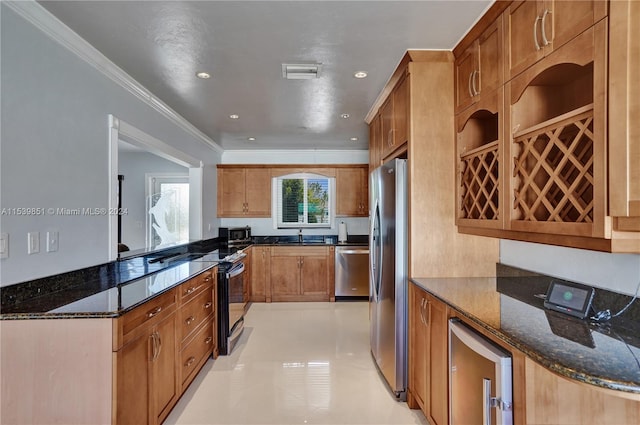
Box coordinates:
[272,173,336,229]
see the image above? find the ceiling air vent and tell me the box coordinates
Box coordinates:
[282,63,322,79]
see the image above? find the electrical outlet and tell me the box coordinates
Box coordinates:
[0,233,8,259]
[46,231,59,252]
[28,232,40,254]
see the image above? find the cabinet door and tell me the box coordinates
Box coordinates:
[116,332,150,425]
[380,97,394,158]
[478,17,503,96]
[336,167,368,217]
[506,0,546,80]
[300,255,328,296]
[270,255,300,297]
[544,0,607,54]
[455,43,478,113]
[408,284,427,412]
[217,168,247,217]
[426,295,449,425]
[392,74,409,150]
[151,312,178,425]
[251,247,270,302]
[369,114,382,171]
[245,168,271,217]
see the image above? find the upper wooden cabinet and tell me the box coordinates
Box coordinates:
[455,16,504,113]
[369,114,382,171]
[455,0,640,253]
[505,0,607,81]
[217,166,271,217]
[336,166,368,217]
[377,71,409,161]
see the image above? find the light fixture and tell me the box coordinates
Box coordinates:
[353,71,368,79]
[282,63,322,79]
[350,137,359,141]
[341,113,350,119]
[247,137,256,141]
[196,71,211,79]
[229,114,239,119]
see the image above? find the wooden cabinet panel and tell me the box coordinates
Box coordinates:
[151,312,178,425]
[180,319,214,388]
[300,256,328,295]
[392,74,409,149]
[380,97,394,158]
[270,246,332,301]
[455,45,477,113]
[408,284,427,411]
[270,255,300,297]
[426,294,449,425]
[369,114,382,171]
[251,246,271,302]
[179,288,213,344]
[506,0,545,80]
[336,166,368,217]
[217,167,271,217]
[116,332,150,425]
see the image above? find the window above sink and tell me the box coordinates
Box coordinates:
[272,173,336,229]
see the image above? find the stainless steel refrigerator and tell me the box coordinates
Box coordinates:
[369,158,407,399]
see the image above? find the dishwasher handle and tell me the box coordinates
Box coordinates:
[338,249,369,255]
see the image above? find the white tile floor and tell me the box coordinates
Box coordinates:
[164,302,427,425]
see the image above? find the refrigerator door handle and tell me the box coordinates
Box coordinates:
[370,201,382,303]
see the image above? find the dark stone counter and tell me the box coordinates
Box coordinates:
[411,264,640,394]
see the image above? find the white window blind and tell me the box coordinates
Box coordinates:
[272,173,335,228]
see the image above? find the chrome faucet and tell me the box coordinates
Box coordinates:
[298,228,303,243]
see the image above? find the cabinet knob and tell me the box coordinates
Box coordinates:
[185,316,196,326]
[204,302,212,309]
[205,337,213,345]
[184,287,196,296]
[185,356,196,368]
[147,306,162,318]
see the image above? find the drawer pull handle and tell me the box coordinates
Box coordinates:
[185,316,196,326]
[185,356,196,367]
[205,337,213,344]
[184,287,196,295]
[147,306,162,318]
[204,276,211,282]
[204,302,212,309]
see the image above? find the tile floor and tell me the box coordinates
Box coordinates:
[164,302,427,425]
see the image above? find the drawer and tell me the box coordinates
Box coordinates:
[180,319,214,387]
[119,289,177,344]
[180,270,214,303]
[180,287,214,344]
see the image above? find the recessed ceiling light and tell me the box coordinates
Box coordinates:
[341,113,350,119]
[282,63,322,79]
[354,71,368,79]
[229,114,239,119]
[247,137,256,141]
[350,137,359,141]
[196,71,211,79]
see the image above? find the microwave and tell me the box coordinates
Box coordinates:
[219,226,251,246]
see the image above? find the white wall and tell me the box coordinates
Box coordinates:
[220,149,370,236]
[500,240,640,296]
[0,4,221,286]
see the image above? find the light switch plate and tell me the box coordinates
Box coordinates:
[46,231,59,252]
[28,231,40,254]
[0,233,8,259]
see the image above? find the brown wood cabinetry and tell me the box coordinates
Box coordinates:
[369,114,382,171]
[408,284,449,425]
[115,289,179,425]
[250,245,271,302]
[455,16,503,113]
[505,0,607,81]
[270,246,334,302]
[377,71,409,161]
[336,166,368,216]
[217,166,271,217]
[456,0,640,253]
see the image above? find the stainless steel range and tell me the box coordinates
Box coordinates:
[190,249,247,355]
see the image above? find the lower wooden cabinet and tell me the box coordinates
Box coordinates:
[251,245,271,302]
[114,268,217,425]
[115,290,179,425]
[269,246,335,302]
[408,283,449,425]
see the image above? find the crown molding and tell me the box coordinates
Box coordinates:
[4,0,223,154]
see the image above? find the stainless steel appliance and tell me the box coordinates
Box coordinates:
[449,319,513,425]
[218,226,252,247]
[335,245,369,298]
[190,249,247,355]
[369,158,408,399]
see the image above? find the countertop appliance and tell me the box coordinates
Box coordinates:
[449,319,513,425]
[219,226,251,248]
[335,245,369,298]
[369,158,408,399]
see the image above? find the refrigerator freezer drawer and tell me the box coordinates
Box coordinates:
[449,319,513,425]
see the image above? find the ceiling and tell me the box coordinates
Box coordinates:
[39,1,492,151]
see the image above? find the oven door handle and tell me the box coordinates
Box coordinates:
[226,262,245,279]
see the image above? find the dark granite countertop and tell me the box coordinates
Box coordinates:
[251,234,368,246]
[411,264,640,395]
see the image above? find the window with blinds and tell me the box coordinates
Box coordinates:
[272,173,335,228]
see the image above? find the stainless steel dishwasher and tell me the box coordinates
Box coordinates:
[335,245,370,297]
